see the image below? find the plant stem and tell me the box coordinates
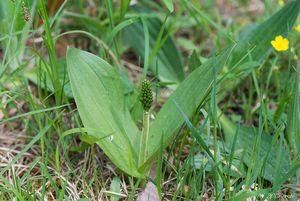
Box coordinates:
[139,111,150,167]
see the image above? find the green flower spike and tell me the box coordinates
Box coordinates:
[139,79,152,167]
[140,79,153,112]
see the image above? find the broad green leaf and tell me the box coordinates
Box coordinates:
[67,48,141,177]
[287,71,300,154]
[220,115,291,182]
[162,0,174,12]
[123,6,184,87]
[144,47,233,166]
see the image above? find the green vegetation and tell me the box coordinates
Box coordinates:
[0,0,300,200]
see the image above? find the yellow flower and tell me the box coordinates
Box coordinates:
[271,35,289,52]
[279,0,284,6]
[295,25,300,32]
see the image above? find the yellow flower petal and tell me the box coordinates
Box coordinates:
[271,40,277,48]
[282,39,289,51]
[295,25,300,32]
[271,35,289,52]
[275,35,283,41]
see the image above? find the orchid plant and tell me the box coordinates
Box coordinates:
[66,1,300,179]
